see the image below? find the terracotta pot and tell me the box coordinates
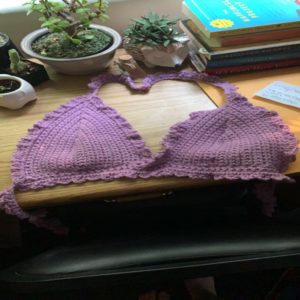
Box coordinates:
[21,25,122,75]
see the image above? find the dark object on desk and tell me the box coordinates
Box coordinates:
[1,49,49,86]
[0,32,18,70]
[4,59,49,87]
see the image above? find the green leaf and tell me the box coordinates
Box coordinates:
[76,8,89,15]
[51,2,65,11]
[163,40,170,47]
[81,34,94,41]
[65,34,82,45]
[58,20,70,28]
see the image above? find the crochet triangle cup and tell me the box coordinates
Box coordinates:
[0,71,298,234]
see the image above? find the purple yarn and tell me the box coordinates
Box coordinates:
[0,71,298,233]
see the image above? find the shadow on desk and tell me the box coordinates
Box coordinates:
[0,179,299,299]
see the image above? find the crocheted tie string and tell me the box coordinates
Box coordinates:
[0,186,68,235]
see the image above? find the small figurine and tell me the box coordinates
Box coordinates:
[115,54,146,79]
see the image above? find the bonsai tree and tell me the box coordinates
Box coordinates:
[124,11,184,47]
[23,0,112,58]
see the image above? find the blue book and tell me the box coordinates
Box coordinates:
[183,0,300,37]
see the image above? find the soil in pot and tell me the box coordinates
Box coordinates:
[32,28,113,58]
[0,79,20,94]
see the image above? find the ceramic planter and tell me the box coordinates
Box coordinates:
[21,25,122,75]
[0,32,18,70]
[123,38,189,68]
[0,74,36,110]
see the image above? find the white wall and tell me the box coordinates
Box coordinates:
[0,0,183,48]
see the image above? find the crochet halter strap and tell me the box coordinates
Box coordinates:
[0,71,297,235]
[88,71,238,97]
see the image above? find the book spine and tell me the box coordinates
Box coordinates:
[212,20,300,38]
[179,21,211,51]
[180,20,221,49]
[204,58,300,75]
[210,44,300,60]
[205,51,300,68]
[221,28,300,47]
[182,2,211,38]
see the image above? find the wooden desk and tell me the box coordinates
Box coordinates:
[0,52,299,209]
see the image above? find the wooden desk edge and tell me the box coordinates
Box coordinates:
[17,178,227,209]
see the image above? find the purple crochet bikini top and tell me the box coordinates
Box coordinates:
[0,71,298,234]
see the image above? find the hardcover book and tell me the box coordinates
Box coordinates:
[204,58,300,75]
[189,50,300,75]
[183,0,300,38]
[181,20,300,60]
[189,44,300,68]
[180,19,300,49]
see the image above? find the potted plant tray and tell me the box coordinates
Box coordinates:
[0,49,49,86]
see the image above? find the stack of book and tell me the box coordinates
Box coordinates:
[180,0,300,75]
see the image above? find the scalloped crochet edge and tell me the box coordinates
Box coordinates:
[11,94,153,189]
[253,106,298,173]
[11,95,89,187]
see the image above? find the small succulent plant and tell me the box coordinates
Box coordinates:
[124,12,183,47]
[9,49,28,74]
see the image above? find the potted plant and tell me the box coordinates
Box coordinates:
[0,74,37,110]
[4,49,49,86]
[21,0,121,75]
[0,32,18,70]
[123,12,189,68]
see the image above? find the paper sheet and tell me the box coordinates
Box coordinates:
[255,81,300,109]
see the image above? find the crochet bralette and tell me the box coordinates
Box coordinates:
[0,71,298,234]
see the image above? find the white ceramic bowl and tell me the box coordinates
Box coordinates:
[0,74,36,110]
[21,25,122,75]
